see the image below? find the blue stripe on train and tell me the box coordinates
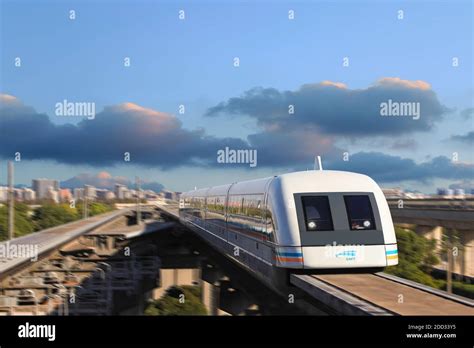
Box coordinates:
[386,250,398,255]
[276,252,303,257]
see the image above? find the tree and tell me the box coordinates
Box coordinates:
[385,227,441,288]
[32,204,79,230]
[0,203,35,240]
[145,285,207,316]
[76,202,113,218]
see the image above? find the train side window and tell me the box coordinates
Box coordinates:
[344,195,376,230]
[301,196,334,231]
[228,196,239,215]
[264,197,276,241]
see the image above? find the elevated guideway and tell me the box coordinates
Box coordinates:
[152,201,179,219]
[0,209,130,278]
[291,273,474,316]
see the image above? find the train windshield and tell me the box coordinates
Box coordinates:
[344,195,376,230]
[301,196,334,231]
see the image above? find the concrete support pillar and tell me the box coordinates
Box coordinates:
[201,280,218,315]
[415,225,443,250]
[218,280,254,316]
[460,230,474,278]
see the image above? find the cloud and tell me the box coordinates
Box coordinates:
[448,180,474,192]
[460,107,473,119]
[60,171,164,192]
[389,138,418,150]
[247,127,340,167]
[2,93,472,185]
[206,78,449,136]
[376,77,431,91]
[328,152,474,183]
[0,96,249,168]
[450,131,474,144]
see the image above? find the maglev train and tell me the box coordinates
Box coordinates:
[179,170,398,285]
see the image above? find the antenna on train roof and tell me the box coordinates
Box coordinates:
[314,156,323,171]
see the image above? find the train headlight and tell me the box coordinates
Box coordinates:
[308,221,317,229]
[363,220,371,228]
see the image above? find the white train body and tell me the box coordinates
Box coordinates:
[179,170,398,276]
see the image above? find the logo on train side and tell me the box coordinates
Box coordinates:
[335,250,357,261]
[324,242,365,261]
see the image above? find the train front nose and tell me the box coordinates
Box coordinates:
[293,193,390,269]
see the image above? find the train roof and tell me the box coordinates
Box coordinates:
[181,170,378,197]
[277,170,379,193]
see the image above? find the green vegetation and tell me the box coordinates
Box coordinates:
[145,285,208,316]
[0,203,35,240]
[385,227,441,288]
[76,202,114,217]
[0,202,115,241]
[32,203,79,230]
[386,226,474,299]
[449,281,474,299]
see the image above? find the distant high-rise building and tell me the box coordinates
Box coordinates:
[0,187,8,202]
[96,189,115,200]
[73,188,84,200]
[104,191,116,200]
[46,187,59,203]
[381,188,403,199]
[14,188,23,201]
[437,188,454,196]
[59,188,73,202]
[32,179,59,199]
[115,184,128,200]
[161,190,180,201]
[23,188,36,201]
[84,185,97,199]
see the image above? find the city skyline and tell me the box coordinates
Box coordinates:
[0,168,471,201]
[0,171,173,204]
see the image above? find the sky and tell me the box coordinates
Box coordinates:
[0,0,473,193]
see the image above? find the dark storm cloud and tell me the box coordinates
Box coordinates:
[206,78,449,136]
[0,96,249,168]
[328,152,474,183]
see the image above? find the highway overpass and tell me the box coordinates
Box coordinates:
[387,200,474,278]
